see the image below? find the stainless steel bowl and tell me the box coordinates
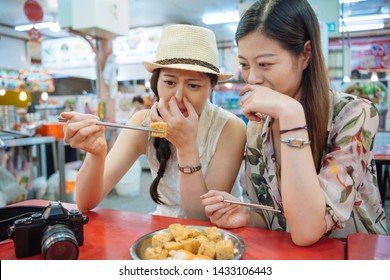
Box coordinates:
[130,225,245,260]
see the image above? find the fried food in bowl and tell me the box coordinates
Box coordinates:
[130,224,245,260]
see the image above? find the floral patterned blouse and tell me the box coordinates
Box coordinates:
[245,92,388,238]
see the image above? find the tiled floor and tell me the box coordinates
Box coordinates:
[99,169,390,233]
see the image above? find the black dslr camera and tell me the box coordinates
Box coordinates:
[7,201,88,259]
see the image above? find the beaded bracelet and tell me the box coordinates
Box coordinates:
[280,124,309,135]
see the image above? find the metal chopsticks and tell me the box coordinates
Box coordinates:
[223,199,282,213]
[57,117,163,133]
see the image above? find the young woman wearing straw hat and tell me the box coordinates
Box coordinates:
[60,24,246,220]
[201,0,387,245]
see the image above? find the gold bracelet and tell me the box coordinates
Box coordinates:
[178,164,202,174]
[280,138,310,148]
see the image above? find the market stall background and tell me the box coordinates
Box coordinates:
[0,1,389,214]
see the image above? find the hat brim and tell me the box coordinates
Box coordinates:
[142,61,233,82]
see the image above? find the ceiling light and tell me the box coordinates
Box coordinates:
[202,12,239,25]
[340,0,368,3]
[340,23,384,32]
[15,24,34,31]
[49,22,61,32]
[343,75,351,83]
[0,89,6,96]
[371,72,379,82]
[41,91,49,101]
[19,91,27,101]
[15,22,61,32]
[225,83,233,89]
[34,22,53,29]
[342,14,390,23]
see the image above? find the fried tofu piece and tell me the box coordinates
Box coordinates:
[188,227,202,238]
[169,249,214,260]
[198,241,216,259]
[168,223,182,235]
[215,239,235,260]
[191,254,213,260]
[204,226,222,243]
[144,246,168,260]
[195,235,209,244]
[180,238,201,254]
[164,241,184,251]
[150,122,167,138]
[168,224,192,242]
[152,232,173,248]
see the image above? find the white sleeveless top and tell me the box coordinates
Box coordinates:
[145,101,243,218]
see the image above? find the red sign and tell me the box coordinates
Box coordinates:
[27,27,42,41]
[23,0,43,23]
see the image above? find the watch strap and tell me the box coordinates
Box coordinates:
[178,164,202,174]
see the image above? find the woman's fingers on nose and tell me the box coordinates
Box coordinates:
[157,99,170,118]
[150,102,164,121]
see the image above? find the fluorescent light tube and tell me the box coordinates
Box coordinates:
[342,14,390,23]
[14,22,61,32]
[203,12,239,25]
[340,23,384,32]
[15,24,34,31]
[340,0,367,3]
[371,72,379,82]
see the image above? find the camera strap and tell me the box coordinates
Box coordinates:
[0,205,46,241]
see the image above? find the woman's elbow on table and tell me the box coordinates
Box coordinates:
[290,229,324,246]
[75,198,99,213]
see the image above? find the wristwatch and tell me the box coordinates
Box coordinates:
[178,164,202,174]
[280,138,311,148]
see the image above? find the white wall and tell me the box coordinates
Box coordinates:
[0,36,30,70]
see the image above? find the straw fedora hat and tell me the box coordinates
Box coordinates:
[143,24,232,82]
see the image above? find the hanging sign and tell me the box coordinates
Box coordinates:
[27,27,42,41]
[23,0,44,23]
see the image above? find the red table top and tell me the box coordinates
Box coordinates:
[347,233,390,260]
[374,144,390,161]
[0,200,345,260]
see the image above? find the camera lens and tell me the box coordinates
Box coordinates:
[41,224,79,260]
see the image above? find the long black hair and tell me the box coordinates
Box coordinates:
[236,0,330,172]
[148,69,218,204]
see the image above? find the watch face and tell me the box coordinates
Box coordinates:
[290,139,303,147]
[182,167,191,173]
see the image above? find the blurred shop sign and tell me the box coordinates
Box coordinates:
[0,67,54,92]
[41,37,96,70]
[330,37,390,72]
[351,40,390,72]
[58,0,128,40]
[113,26,163,65]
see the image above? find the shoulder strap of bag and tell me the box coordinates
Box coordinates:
[0,205,45,241]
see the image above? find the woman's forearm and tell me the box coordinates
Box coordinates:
[177,143,209,220]
[247,210,268,228]
[279,107,327,245]
[75,151,107,212]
